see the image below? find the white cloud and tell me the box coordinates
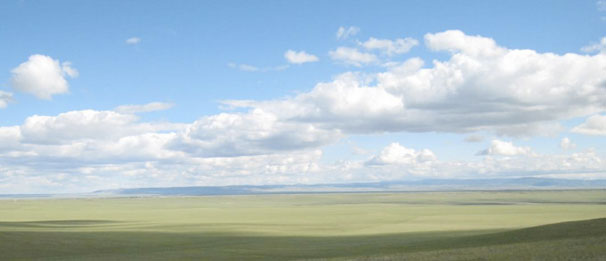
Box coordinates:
[0,126,21,151]
[114,102,174,114]
[336,26,359,40]
[20,110,138,144]
[222,30,606,137]
[18,110,182,145]
[61,62,78,78]
[284,50,319,64]
[10,54,78,100]
[373,30,606,135]
[478,149,604,176]
[170,108,342,157]
[0,108,331,193]
[226,72,405,134]
[598,0,606,11]
[367,143,436,165]
[572,114,606,135]
[424,30,502,56]
[0,91,13,108]
[329,47,377,66]
[361,141,606,180]
[126,37,141,45]
[581,37,606,54]
[560,137,576,150]
[0,148,326,194]
[6,30,606,193]
[233,28,606,137]
[361,37,419,56]
[2,108,606,193]
[478,140,533,156]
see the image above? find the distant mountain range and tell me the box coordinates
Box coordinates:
[91,177,606,197]
[2,178,606,198]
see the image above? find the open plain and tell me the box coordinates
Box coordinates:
[1,190,606,260]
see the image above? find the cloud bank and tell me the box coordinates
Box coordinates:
[3,31,606,193]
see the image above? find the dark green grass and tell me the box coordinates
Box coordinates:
[336,218,606,261]
[1,218,606,260]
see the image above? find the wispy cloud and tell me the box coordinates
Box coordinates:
[329,47,377,66]
[284,50,319,64]
[336,26,359,40]
[126,37,141,45]
[360,37,419,56]
[0,91,13,109]
[581,37,606,53]
[560,137,576,150]
[114,102,174,114]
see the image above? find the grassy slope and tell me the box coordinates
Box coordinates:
[338,218,606,261]
[1,190,606,260]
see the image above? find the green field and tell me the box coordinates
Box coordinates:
[1,190,606,260]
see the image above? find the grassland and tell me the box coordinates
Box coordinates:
[1,190,606,260]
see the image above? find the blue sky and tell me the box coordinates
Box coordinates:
[1,0,606,193]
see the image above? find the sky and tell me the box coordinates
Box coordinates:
[1,0,606,193]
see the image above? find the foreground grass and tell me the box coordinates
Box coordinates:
[322,218,606,261]
[1,190,606,260]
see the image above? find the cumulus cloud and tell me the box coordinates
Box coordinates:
[478,140,533,156]
[222,30,606,137]
[367,143,436,165]
[0,148,326,194]
[572,114,606,135]
[581,37,606,54]
[284,50,319,64]
[375,30,606,135]
[18,110,177,145]
[329,47,378,66]
[10,54,78,99]
[336,26,359,40]
[126,37,141,45]
[6,30,606,193]
[560,137,576,150]
[2,108,606,193]
[114,102,174,114]
[225,72,405,134]
[170,108,342,157]
[0,91,13,108]
[0,108,332,193]
[424,30,502,56]
[361,37,419,56]
[361,141,606,180]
